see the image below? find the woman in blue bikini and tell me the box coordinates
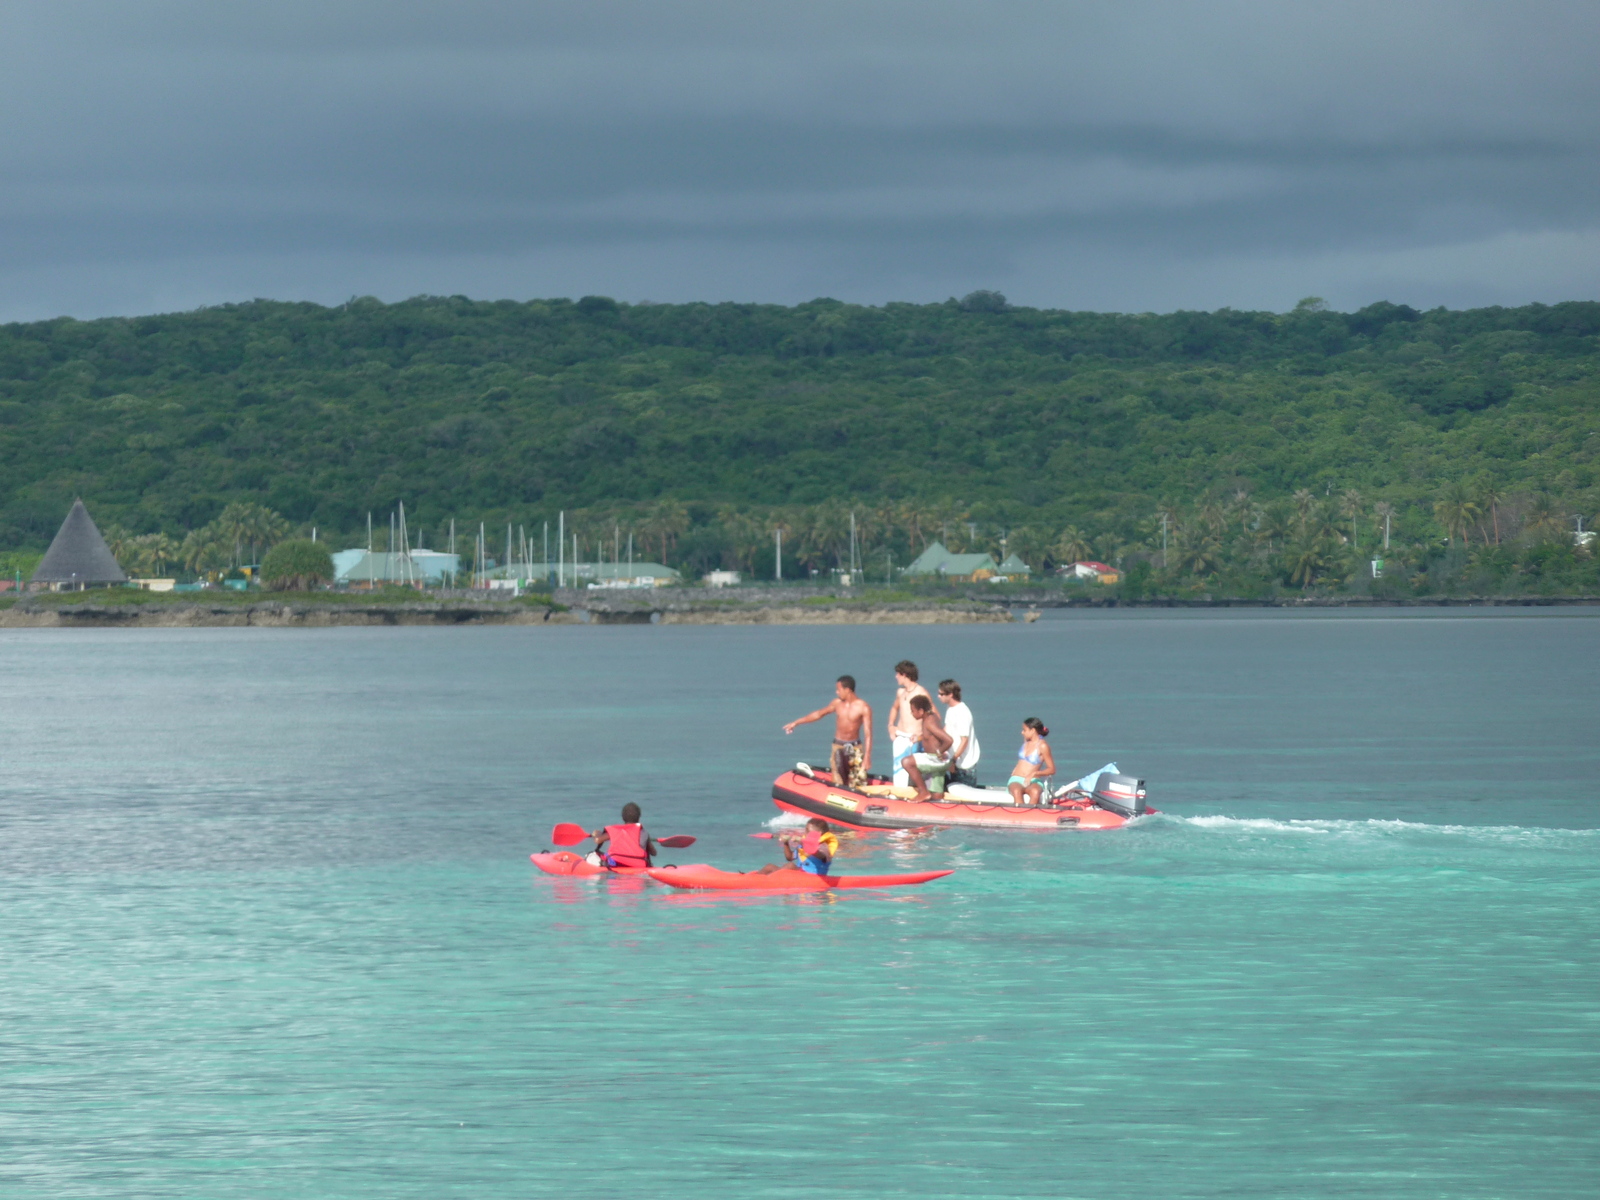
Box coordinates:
[1007,717,1055,806]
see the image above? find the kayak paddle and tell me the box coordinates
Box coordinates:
[551,824,694,849]
[550,822,591,846]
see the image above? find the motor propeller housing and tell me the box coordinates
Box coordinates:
[1092,773,1148,817]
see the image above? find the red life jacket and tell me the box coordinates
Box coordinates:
[603,823,649,868]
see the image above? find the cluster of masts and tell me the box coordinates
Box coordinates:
[359,506,646,588]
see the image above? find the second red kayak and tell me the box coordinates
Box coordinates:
[646,864,954,892]
[530,851,648,877]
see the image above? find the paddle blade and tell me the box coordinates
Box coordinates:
[657,835,696,848]
[748,832,776,839]
[550,822,590,846]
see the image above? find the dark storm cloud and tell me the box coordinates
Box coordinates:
[2,0,1597,319]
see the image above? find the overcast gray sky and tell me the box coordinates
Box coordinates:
[2,0,1597,321]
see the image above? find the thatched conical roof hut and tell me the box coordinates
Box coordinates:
[31,499,128,586]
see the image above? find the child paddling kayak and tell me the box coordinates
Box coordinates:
[753,817,839,876]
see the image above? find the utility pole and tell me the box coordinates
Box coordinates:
[775,528,783,582]
[558,511,564,589]
[1160,512,1169,568]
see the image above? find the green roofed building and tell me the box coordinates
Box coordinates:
[902,541,998,581]
[997,553,1033,578]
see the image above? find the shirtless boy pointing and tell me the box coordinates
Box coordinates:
[784,675,873,790]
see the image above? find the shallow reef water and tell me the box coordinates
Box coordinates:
[2,612,1597,1198]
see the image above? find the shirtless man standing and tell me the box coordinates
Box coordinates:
[887,660,932,787]
[784,675,873,790]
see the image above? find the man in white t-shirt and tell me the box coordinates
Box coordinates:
[937,679,981,786]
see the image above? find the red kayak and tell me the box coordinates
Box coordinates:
[530,851,649,877]
[647,864,954,892]
[772,767,1150,832]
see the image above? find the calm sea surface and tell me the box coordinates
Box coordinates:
[2,612,1597,1199]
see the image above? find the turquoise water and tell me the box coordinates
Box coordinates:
[3,613,1597,1198]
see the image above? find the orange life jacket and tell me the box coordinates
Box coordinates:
[603,823,649,868]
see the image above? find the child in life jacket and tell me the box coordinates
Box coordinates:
[754,817,839,876]
[587,802,658,869]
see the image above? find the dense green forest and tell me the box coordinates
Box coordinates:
[2,291,1597,595]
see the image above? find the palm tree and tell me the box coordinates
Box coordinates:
[1373,501,1396,550]
[1339,489,1363,551]
[1055,526,1092,564]
[1524,493,1566,542]
[125,532,177,576]
[181,526,228,578]
[1255,502,1291,554]
[1177,534,1222,577]
[1476,483,1506,545]
[806,502,851,572]
[1230,488,1253,534]
[102,525,134,564]
[643,499,689,562]
[1433,481,1480,547]
[897,501,929,550]
[1291,488,1317,536]
[1154,501,1181,568]
[1284,536,1331,590]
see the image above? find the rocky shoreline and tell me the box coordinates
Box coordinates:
[1,587,1593,629]
[0,593,1011,628]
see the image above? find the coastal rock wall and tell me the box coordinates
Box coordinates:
[659,605,1009,625]
[0,603,583,628]
[0,599,1008,627]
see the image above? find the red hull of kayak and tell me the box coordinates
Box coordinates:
[530,851,649,877]
[772,769,1138,831]
[647,864,954,892]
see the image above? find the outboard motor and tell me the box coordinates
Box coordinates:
[1092,773,1147,818]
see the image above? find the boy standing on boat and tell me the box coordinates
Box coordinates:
[901,694,954,801]
[888,660,932,787]
[783,675,873,789]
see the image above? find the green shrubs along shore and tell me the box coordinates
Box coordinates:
[0,293,1595,600]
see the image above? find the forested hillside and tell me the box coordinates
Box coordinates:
[1,293,1596,593]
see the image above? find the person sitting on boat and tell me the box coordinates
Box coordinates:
[937,679,981,787]
[783,675,873,790]
[588,802,658,869]
[901,695,954,801]
[1007,718,1056,806]
[755,818,840,876]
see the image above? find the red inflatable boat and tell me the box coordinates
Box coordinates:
[530,851,649,877]
[648,864,954,892]
[771,766,1151,832]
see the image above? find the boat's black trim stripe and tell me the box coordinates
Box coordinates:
[771,783,904,830]
[770,778,1112,831]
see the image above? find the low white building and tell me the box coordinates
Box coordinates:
[703,570,742,587]
[332,549,461,585]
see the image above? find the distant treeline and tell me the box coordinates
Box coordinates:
[1,292,1596,583]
